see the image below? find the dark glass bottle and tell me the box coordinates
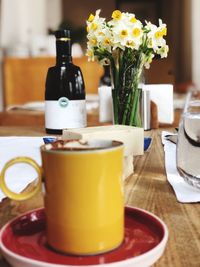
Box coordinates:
[45,30,86,134]
[99,65,111,87]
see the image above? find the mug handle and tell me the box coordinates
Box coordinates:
[0,157,42,201]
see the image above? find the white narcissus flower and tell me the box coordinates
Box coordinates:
[145,20,167,52]
[101,37,112,52]
[157,44,169,58]
[109,11,144,50]
[95,27,113,52]
[144,53,155,69]
[112,23,130,48]
[85,9,168,68]
[86,9,105,37]
[86,47,95,61]
[127,19,143,50]
[88,36,98,47]
[86,9,105,57]
[108,11,129,49]
[123,12,144,49]
[86,9,114,53]
[111,10,123,21]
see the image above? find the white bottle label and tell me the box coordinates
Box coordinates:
[45,98,86,129]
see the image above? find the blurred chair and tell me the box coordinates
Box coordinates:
[3,57,53,108]
[2,56,103,109]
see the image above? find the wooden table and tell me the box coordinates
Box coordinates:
[0,126,199,266]
[0,109,182,128]
[0,110,101,127]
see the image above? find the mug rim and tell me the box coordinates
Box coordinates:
[40,139,124,154]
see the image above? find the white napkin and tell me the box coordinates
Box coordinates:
[6,101,45,111]
[162,131,200,203]
[86,94,99,112]
[143,84,174,124]
[0,136,46,201]
[98,86,113,122]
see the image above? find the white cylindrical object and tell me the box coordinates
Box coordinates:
[141,89,151,130]
[98,86,113,123]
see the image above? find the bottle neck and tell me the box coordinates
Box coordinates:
[56,39,72,66]
[103,65,111,77]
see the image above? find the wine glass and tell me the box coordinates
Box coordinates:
[176,100,200,189]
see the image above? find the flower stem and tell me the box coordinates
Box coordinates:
[112,89,119,124]
[134,89,142,127]
[122,91,132,124]
[129,88,141,126]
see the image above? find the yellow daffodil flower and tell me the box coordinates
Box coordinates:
[120,29,128,38]
[112,10,122,20]
[132,28,141,37]
[88,14,95,22]
[130,16,137,23]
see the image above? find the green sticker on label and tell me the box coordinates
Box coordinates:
[58,97,69,108]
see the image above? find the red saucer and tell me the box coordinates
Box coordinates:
[0,207,168,267]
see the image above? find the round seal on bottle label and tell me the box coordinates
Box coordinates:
[58,97,69,108]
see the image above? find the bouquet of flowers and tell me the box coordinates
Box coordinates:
[86,10,168,126]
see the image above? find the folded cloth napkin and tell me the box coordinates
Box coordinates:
[0,136,46,201]
[162,131,200,203]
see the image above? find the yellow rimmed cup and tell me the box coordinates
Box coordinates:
[0,139,124,255]
[0,157,42,201]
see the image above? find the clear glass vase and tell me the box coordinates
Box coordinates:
[110,51,144,127]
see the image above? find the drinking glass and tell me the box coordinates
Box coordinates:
[177,100,200,189]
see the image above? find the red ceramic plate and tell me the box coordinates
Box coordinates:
[0,207,168,267]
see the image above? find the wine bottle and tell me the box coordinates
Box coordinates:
[99,65,111,87]
[45,29,86,134]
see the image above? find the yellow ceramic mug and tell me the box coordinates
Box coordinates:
[0,139,124,255]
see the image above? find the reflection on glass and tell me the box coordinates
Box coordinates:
[177,100,200,189]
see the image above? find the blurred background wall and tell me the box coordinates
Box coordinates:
[0,0,199,110]
[0,0,62,110]
[192,0,200,88]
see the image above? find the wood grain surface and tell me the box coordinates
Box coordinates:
[0,109,182,128]
[0,111,101,127]
[0,127,199,267]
